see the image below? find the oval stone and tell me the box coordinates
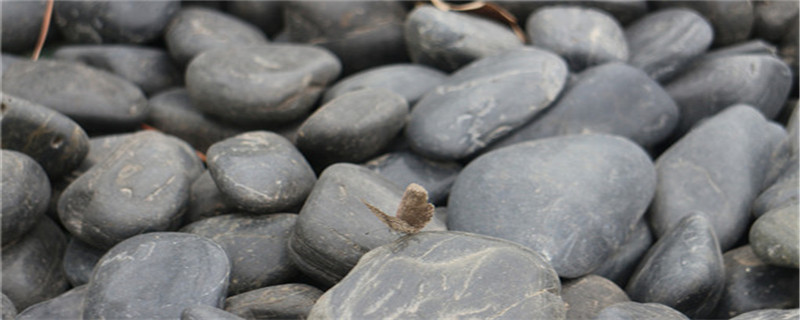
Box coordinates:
[752,174,798,218]
[322,63,447,105]
[83,232,230,319]
[591,219,654,288]
[182,305,244,320]
[448,134,656,278]
[753,0,799,42]
[226,1,283,37]
[206,131,316,213]
[53,0,179,44]
[561,275,630,320]
[593,302,689,320]
[15,285,86,320]
[1,0,46,53]
[186,44,341,125]
[309,231,565,319]
[186,170,235,224]
[749,204,800,269]
[62,237,104,287]
[406,47,568,160]
[1,150,50,246]
[224,284,323,320]
[364,151,462,205]
[654,1,754,46]
[731,309,800,320]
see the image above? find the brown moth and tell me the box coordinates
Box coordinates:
[362,183,434,234]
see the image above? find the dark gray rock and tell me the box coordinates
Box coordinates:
[1,150,50,246]
[206,131,316,213]
[83,232,230,319]
[225,1,283,38]
[592,219,654,288]
[1,293,16,320]
[593,302,689,320]
[186,170,235,224]
[1,54,25,73]
[288,163,447,286]
[625,8,713,82]
[730,308,800,320]
[58,131,203,249]
[15,285,86,320]
[753,173,799,218]
[181,213,299,295]
[779,16,798,71]
[296,89,409,167]
[309,231,565,319]
[1,94,89,179]
[713,245,799,318]
[562,275,629,320]
[1,217,69,310]
[665,54,792,137]
[2,59,148,132]
[183,305,245,320]
[322,63,447,105]
[404,5,523,72]
[527,6,628,71]
[1,0,47,53]
[655,1,754,46]
[53,0,179,44]
[406,47,568,160]
[753,0,799,42]
[650,105,783,250]
[488,62,678,150]
[186,44,340,125]
[62,237,105,287]
[284,1,408,75]
[225,283,323,320]
[626,214,724,318]
[448,134,656,278]
[750,204,800,269]
[364,151,462,205]
[165,7,268,66]
[54,45,182,96]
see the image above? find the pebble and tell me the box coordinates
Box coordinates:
[165,7,268,66]
[404,5,523,72]
[364,151,462,205]
[182,305,245,320]
[561,275,630,320]
[283,1,408,75]
[1,94,90,179]
[62,237,105,287]
[186,170,235,223]
[186,44,341,125]
[626,214,725,318]
[752,173,799,218]
[449,134,655,278]
[1,53,25,73]
[1,0,47,53]
[181,213,299,295]
[488,62,679,150]
[58,130,203,249]
[527,6,628,71]
[225,283,323,320]
[53,0,180,44]
[625,8,713,82]
[1,216,69,311]
[54,45,182,96]
[2,59,148,132]
[712,245,799,318]
[225,1,283,38]
[206,131,316,213]
[752,0,799,42]
[15,285,86,320]
[322,63,447,105]
[309,231,565,319]
[593,302,689,320]
[406,47,568,160]
[296,89,409,167]
[749,204,800,269]
[650,105,783,250]
[592,219,654,287]
[1,149,50,246]
[1,293,16,320]
[730,308,800,320]
[83,232,230,319]
[703,40,778,61]
[288,163,446,286]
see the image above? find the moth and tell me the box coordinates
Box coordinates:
[362,183,434,234]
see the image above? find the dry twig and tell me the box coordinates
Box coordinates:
[31,0,54,61]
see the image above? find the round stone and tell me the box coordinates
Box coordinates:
[594,302,689,320]
[181,305,244,320]
[1,0,46,53]
[561,275,630,320]
[591,219,654,288]
[62,237,105,287]
[53,0,179,44]
[1,150,50,246]
[654,1,754,46]
[224,284,323,320]
[15,285,87,320]
[322,63,447,105]
[730,309,800,320]
[749,204,799,269]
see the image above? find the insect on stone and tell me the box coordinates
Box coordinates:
[362,183,434,234]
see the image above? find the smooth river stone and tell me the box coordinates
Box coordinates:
[752,173,798,218]
[309,231,565,319]
[54,45,182,96]
[182,305,245,320]
[2,59,148,132]
[527,6,628,71]
[713,245,799,318]
[561,275,630,320]
[625,8,713,82]
[489,62,678,150]
[1,0,46,53]
[1,150,51,246]
[406,47,568,160]
[186,171,235,224]
[650,105,782,250]
[1,94,89,179]
[207,131,316,213]
[296,89,409,167]
[731,309,800,320]
[288,163,447,286]
[1,217,69,310]
[322,64,446,105]
[225,283,323,320]
[58,131,203,249]
[591,219,653,288]
[62,237,105,287]
[181,213,299,295]
[83,233,230,319]
[364,151,462,205]
[186,44,341,125]
[626,214,724,318]
[15,285,87,320]
[593,302,689,320]
[750,204,800,269]
[404,5,523,72]
[165,7,268,66]
[655,1,754,46]
[1,293,16,320]
[448,134,656,278]
[53,0,179,44]
[226,0,283,37]
[753,0,800,42]
[665,54,792,137]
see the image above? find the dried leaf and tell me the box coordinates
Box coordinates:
[362,183,434,234]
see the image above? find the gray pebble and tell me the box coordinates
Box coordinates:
[1,293,16,320]
[562,275,630,320]
[593,302,689,320]
[1,0,46,53]
[364,151,462,205]
[655,1,754,46]
[53,0,179,44]
[322,63,447,105]
[750,204,800,269]
[225,283,323,320]
[591,219,653,288]
[186,170,235,224]
[15,285,86,320]
[1,150,50,246]
[62,237,105,287]
[182,305,245,320]
[730,308,800,320]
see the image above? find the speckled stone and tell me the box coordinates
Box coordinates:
[182,305,245,320]
[322,64,446,105]
[593,302,689,320]
[309,231,565,319]
[53,0,179,44]
[364,151,462,205]
[750,204,800,269]
[62,237,105,287]
[561,275,629,320]
[15,285,87,320]
[592,219,653,288]
[730,308,800,320]
[225,283,323,320]
[1,0,47,53]
[1,150,50,246]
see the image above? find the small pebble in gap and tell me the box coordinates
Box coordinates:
[182,305,244,320]
[364,151,462,205]
[322,63,447,105]
[14,285,87,320]
[225,283,323,320]
[591,219,653,288]
[1,150,51,246]
[53,0,179,44]
[592,302,689,320]
[561,275,630,320]
[749,204,800,269]
[185,170,235,224]
[62,237,105,287]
